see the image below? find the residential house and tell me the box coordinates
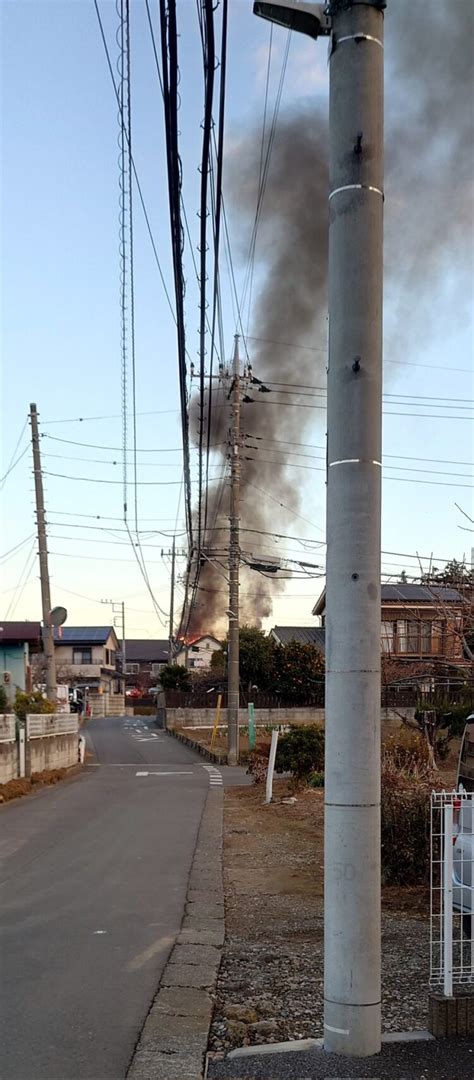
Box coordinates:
[312,584,466,664]
[270,626,326,655]
[175,634,222,670]
[52,626,123,693]
[0,621,42,704]
[123,639,169,687]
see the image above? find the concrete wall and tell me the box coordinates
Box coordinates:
[166,707,325,729]
[26,732,79,775]
[0,741,18,784]
[165,706,416,732]
[88,693,125,717]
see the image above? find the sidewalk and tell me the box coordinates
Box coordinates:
[207,1034,474,1079]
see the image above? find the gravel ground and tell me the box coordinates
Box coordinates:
[209,783,431,1055]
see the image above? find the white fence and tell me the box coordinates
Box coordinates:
[0,715,16,742]
[430,790,474,995]
[25,713,79,739]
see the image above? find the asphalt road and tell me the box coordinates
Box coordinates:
[0,717,221,1080]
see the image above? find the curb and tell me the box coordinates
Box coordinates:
[168,727,228,766]
[127,786,225,1080]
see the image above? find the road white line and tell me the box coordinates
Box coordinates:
[135,771,194,777]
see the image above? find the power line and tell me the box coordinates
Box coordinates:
[3,540,37,620]
[159,0,193,546]
[43,470,184,486]
[244,444,472,479]
[204,0,228,548]
[0,534,36,563]
[93,0,176,320]
[41,409,178,425]
[246,335,472,374]
[245,432,473,468]
[240,398,473,419]
[0,443,29,488]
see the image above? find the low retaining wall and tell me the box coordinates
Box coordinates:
[165,706,325,729]
[165,706,416,731]
[26,732,79,775]
[0,741,18,784]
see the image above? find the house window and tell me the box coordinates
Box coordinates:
[421,621,432,654]
[151,663,161,675]
[191,645,199,653]
[431,622,444,655]
[397,620,420,655]
[381,621,394,654]
[105,649,110,665]
[125,662,139,674]
[73,648,92,665]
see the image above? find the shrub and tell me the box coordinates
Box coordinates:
[246,748,269,785]
[159,664,191,691]
[308,770,325,789]
[381,734,438,886]
[275,725,325,781]
[0,685,8,712]
[13,691,55,723]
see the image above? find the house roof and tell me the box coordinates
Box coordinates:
[53,626,116,645]
[271,626,326,653]
[124,639,169,663]
[313,583,464,615]
[0,621,42,644]
[381,584,463,604]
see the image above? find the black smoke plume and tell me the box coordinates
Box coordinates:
[187,0,473,637]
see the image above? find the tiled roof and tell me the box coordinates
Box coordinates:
[53,626,114,644]
[271,626,326,653]
[381,584,463,603]
[124,639,169,662]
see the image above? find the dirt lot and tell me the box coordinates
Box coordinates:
[209,778,439,1054]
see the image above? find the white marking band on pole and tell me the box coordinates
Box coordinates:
[329,459,382,467]
[335,34,383,48]
[329,184,384,201]
[324,1023,350,1036]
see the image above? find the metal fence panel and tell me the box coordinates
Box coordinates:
[0,715,16,743]
[25,714,79,739]
[430,790,474,993]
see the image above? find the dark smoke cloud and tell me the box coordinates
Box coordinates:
[187,1,473,637]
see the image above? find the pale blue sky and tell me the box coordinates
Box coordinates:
[1,0,473,638]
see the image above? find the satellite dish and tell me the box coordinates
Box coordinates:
[50,606,67,627]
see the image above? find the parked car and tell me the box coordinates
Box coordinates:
[454,717,474,937]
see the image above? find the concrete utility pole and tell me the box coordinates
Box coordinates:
[325,0,385,1057]
[253,0,386,1058]
[30,402,57,703]
[169,535,176,662]
[102,599,126,686]
[227,335,241,766]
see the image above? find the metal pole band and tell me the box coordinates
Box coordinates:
[334,33,383,47]
[329,183,384,201]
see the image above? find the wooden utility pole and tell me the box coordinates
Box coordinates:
[30,402,57,703]
[227,335,241,765]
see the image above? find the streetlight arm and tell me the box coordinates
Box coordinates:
[253,1,331,38]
